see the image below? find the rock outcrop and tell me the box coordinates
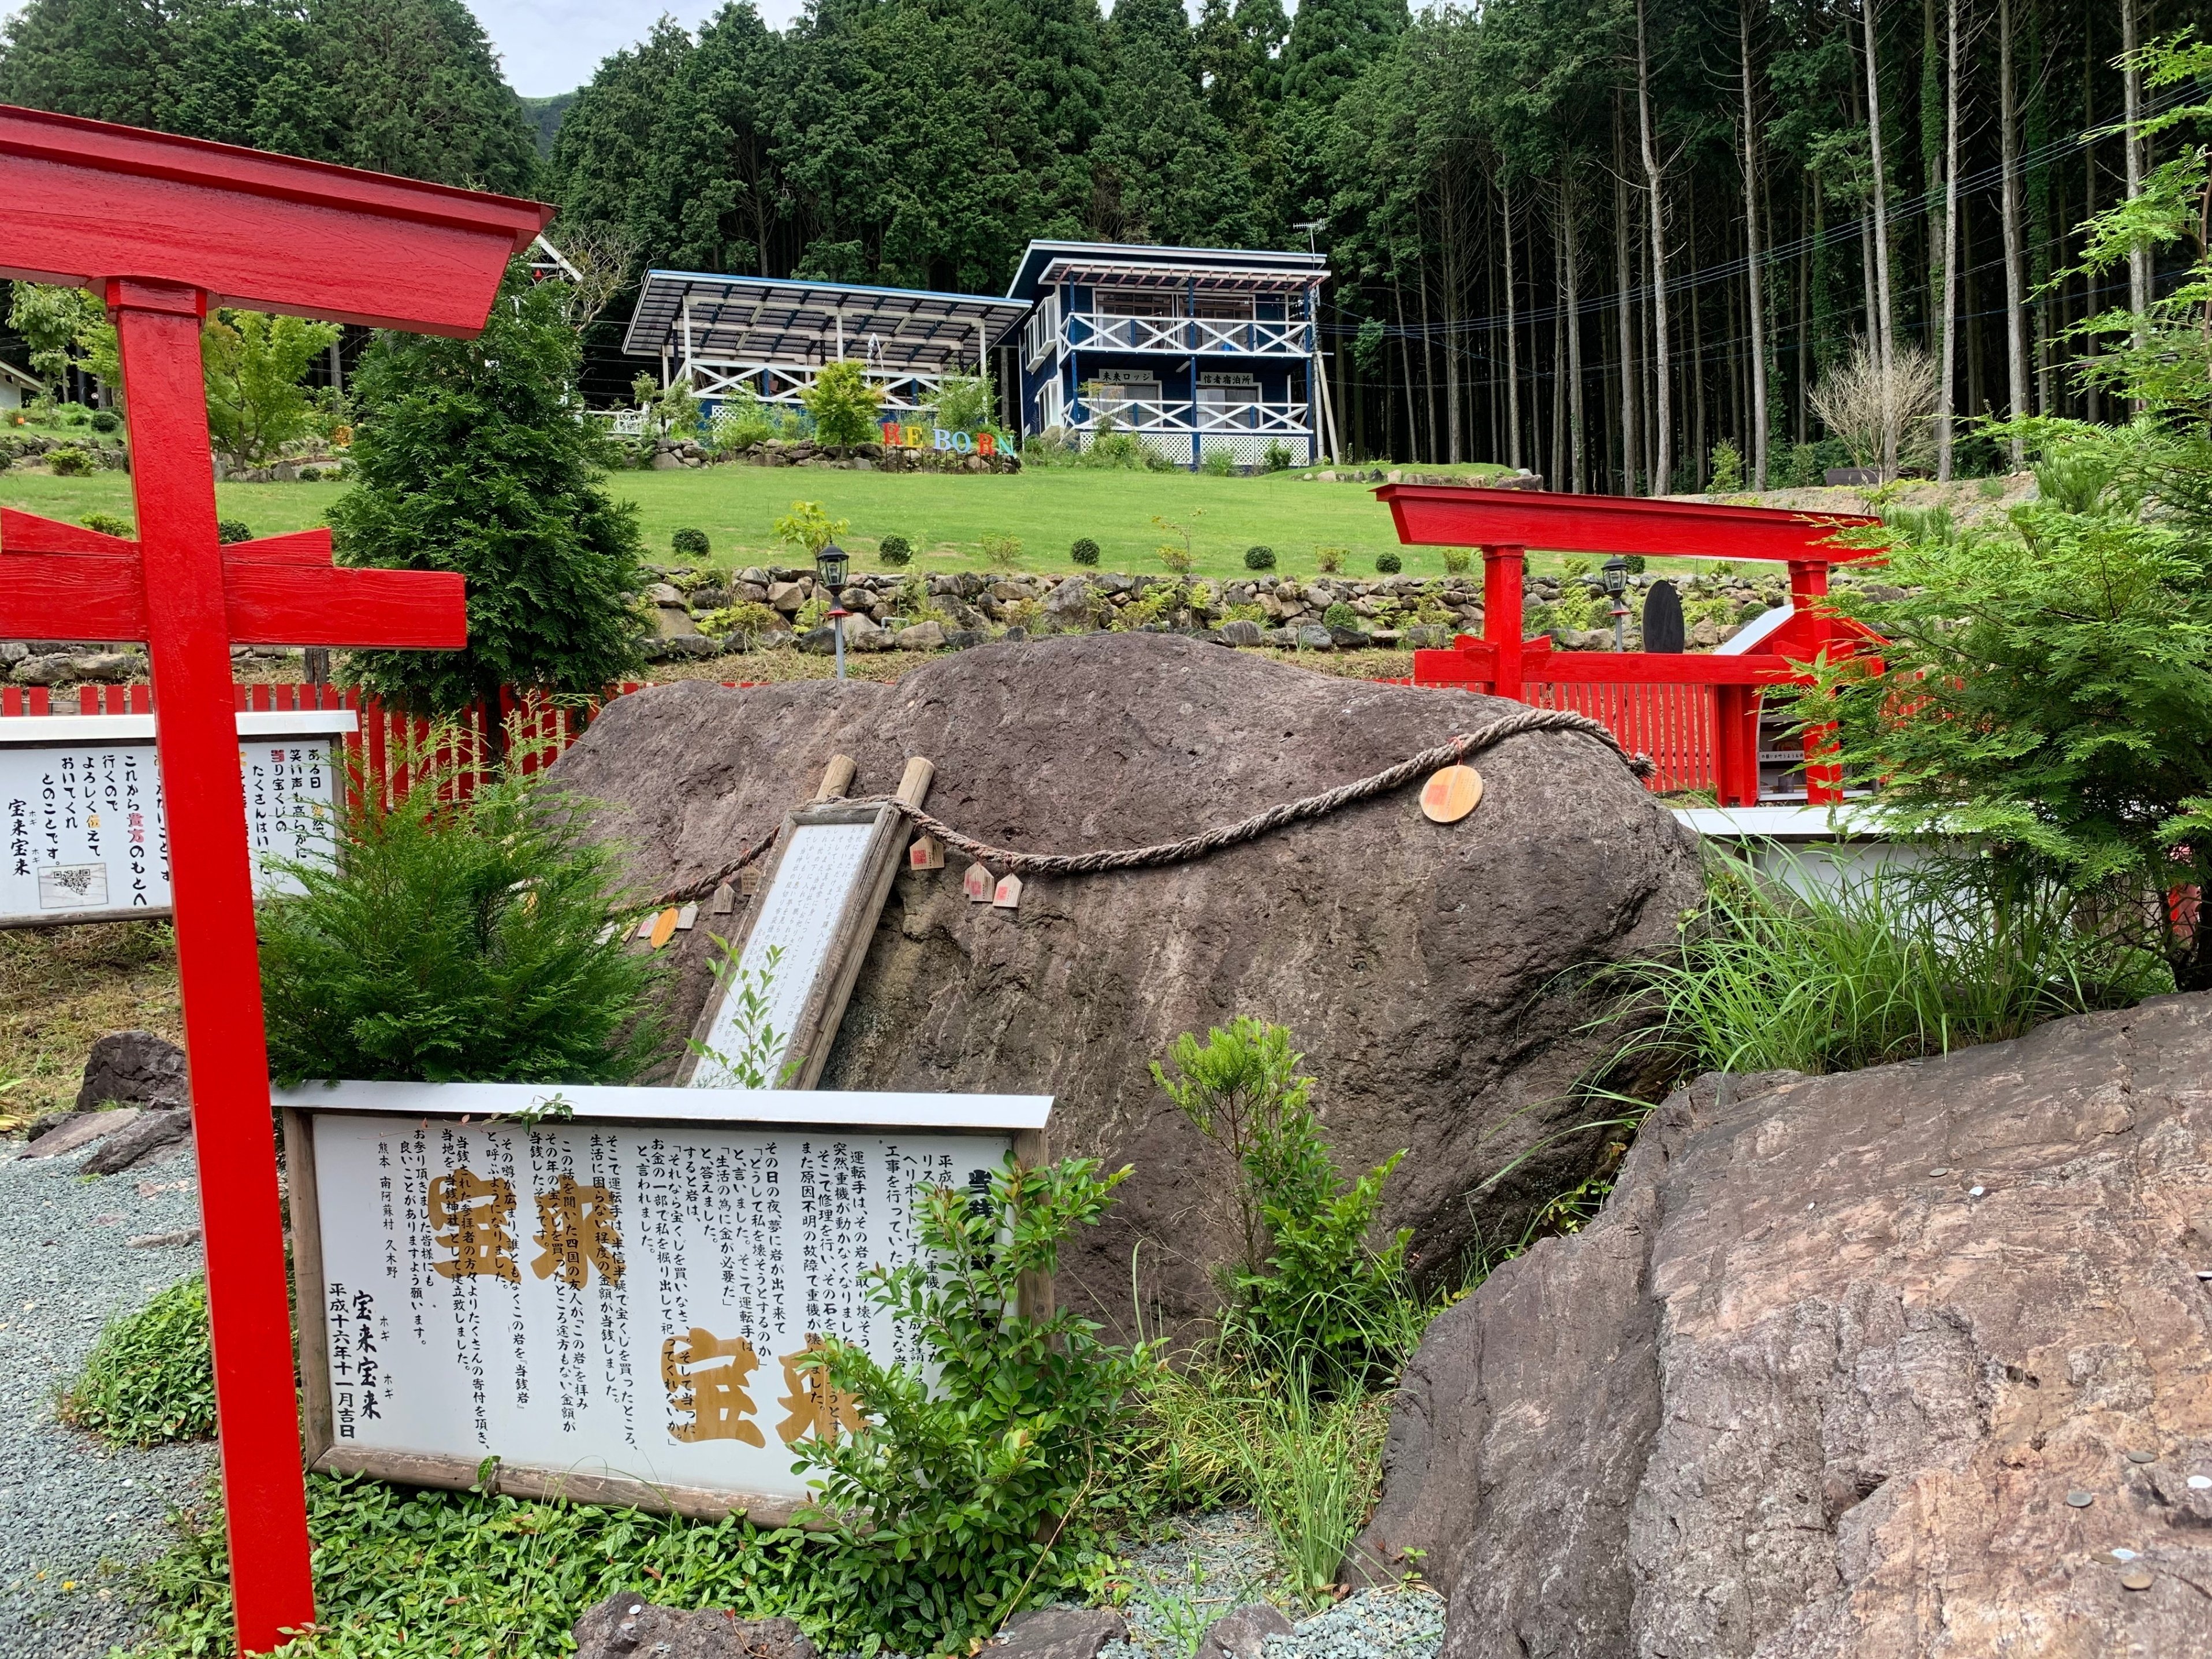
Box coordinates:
[549,633,1700,1331]
[77,1029,188,1111]
[1352,998,2212,1656]
[572,1597,818,1659]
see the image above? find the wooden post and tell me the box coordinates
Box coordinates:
[1481,545,1527,702]
[1788,558,1842,805]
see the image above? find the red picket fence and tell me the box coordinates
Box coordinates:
[2,679,759,810]
[1366,673,1728,797]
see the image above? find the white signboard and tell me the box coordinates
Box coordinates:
[279,1080,1051,1521]
[0,709,354,925]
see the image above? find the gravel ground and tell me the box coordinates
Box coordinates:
[0,1136,213,1659]
[1099,1510,1444,1659]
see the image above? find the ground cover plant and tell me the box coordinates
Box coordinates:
[59,1276,217,1446]
[258,731,664,1085]
[0,918,180,1127]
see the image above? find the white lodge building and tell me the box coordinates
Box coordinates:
[618,239,1334,470]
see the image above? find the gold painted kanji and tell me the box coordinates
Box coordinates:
[776,1333,865,1445]
[662,1328,766,1446]
[530,1174,624,1289]
[427,1168,519,1281]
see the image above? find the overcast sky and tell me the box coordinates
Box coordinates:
[475,1,807,98]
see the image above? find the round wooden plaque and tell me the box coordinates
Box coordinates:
[1420,764,1484,824]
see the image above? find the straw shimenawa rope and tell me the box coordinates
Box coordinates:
[843,707,1654,880]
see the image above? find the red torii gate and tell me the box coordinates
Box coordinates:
[1377,486,1883,805]
[0,106,550,1651]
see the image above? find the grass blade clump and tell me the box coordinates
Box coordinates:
[60,1276,215,1446]
[258,727,665,1085]
[1618,849,2171,1077]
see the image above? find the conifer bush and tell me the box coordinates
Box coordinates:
[1070,537,1101,566]
[877,533,913,566]
[671,526,710,559]
[259,733,664,1085]
[1244,544,1276,570]
[1374,550,1402,574]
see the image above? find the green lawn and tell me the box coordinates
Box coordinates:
[0,462,1524,582]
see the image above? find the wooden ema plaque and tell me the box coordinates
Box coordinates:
[679,758,933,1091]
[277,1081,1049,1523]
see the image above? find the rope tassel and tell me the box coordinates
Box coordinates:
[858,708,1655,879]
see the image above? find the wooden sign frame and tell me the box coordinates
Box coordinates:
[278,1081,1049,1524]
[677,797,911,1091]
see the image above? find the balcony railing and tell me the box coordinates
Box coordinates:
[1062,312,1312,357]
[1073,397,1312,436]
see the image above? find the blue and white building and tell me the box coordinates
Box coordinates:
[619,238,1335,469]
[1006,240,1332,468]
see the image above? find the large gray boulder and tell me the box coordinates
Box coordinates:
[77,1029,188,1111]
[549,633,1700,1331]
[1353,998,2212,1657]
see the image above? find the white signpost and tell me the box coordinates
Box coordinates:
[0,708,353,926]
[276,1080,1051,1521]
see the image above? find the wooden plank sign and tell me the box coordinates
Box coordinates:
[0,708,355,927]
[277,1080,1050,1522]
[680,760,933,1091]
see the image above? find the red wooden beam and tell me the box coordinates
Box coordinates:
[225,565,466,646]
[1376,483,1883,564]
[0,105,550,334]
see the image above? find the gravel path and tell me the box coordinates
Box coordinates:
[0,1136,213,1659]
[1100,1510,1444,1659]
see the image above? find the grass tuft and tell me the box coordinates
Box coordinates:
[59,1276,217,1447]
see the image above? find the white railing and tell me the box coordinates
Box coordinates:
[1075,397,1312,436]
[587,408,649,436]
[683,359,941,411]
[1023,292,1062,371]
[1063,313,1311,356]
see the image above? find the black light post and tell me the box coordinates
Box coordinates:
[816,543,851,680]
[1602,556,1631,652]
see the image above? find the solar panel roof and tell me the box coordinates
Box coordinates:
[622,270,1034,370]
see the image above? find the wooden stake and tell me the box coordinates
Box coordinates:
[815,754,857,801]
[895,756,935,808]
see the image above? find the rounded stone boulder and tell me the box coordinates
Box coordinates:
[549,633,1701,1332]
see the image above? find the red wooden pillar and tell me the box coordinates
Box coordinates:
[1713,683,1763,807]
[1788,557,1842,805]
[109,278,317,1644]
[1481,544,1527,702]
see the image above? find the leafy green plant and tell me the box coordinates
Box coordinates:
[215,519,252,545]
[46,445,92,475]
[877,533,913,566]
[1153,511,1200,576]
[1373,550,1402,574]
[799,359,882,447]
[630,371,701,442]
[1314,545,1345,574]
[1070,537,1101,566]
[1244,545,1276,571]
[799,1155,1156,1653]
[932,372,995,433]
[90,409,121,434]
[203,310,341,465]
[687,942,794,1087]
[1083,425,1150,470]
[1202,447,1237,477]
[700,598,783,639]
[61,1277,215,1446]
[711,386,781,451]
[1239,1368,1387,1602]
[258,728,665,1085]
[1321,601,1360,633]
[773,499,849,559]
[81,511,133,538]
[1153,1018,1415,1387]
[1706,437,1745,494]
[1263,441,1294,473]
[981,531,1023,564]
[1440,547,1472,575]
[671,526,710,559]
[1611,851,2170,1078]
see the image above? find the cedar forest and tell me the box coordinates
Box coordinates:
[0,0,2196,490]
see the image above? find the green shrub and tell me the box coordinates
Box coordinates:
[1070,537,1101,566]
[981,531,1022,564]
[800,1155,1155,1651]
[215,519,252,545]
[700,598,782,639]
[877,533,913,566]
[60,1277,215,1446]
[46,445,92,475]
[81,511,133,538]
[1321,601,1360,633]
[1153,1018,1416,1388]
[1263,440,1294,472]
[798,358,882,447]
[1441,548,1472,575]
[1614,854,2170,1078]
[258,732,665,1084]
[1202,447,1237,477]
[90,409,121,434]
[710,388,780,451]
[931,372,995,433]
[297,466,323,482]
[671,526,710,559]
[1707,437,1746,493]
[1314,546,1345,574]
[1082,427,1149,470]
[1374,550,1402,574]
[1243,545,1276,571]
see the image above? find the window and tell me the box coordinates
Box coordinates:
[1098,288,1176,317]
[1193,293,1254,320]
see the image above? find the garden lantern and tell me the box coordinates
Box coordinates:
[817,543,851,679]
[1602,555,1632,651]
